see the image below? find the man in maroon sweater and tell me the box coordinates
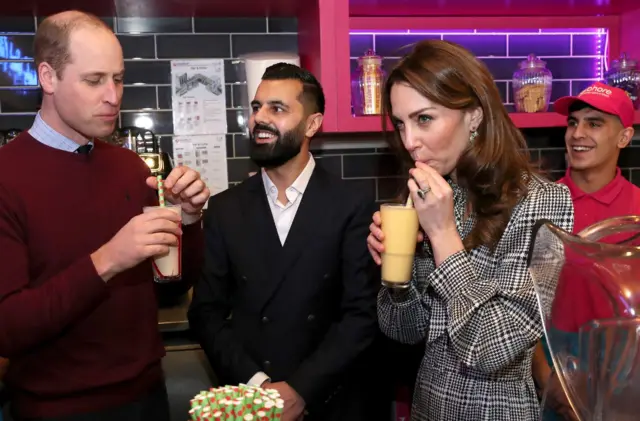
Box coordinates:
[0,11,208,421]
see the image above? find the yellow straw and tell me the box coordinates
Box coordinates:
[405,194,413,208]
[157,175,165,207]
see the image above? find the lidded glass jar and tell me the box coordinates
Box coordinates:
[512,54,553,113]
[351,49,386,116]
[605,52,640,110]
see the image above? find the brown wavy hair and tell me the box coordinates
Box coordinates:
[382,40,537,251]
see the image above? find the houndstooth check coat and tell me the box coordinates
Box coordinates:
[378,175,574,421]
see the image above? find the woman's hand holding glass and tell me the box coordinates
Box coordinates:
[367,211,423,266]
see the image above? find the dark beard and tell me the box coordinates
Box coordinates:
[249,122,305,169]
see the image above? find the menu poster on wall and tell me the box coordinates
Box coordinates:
[170,59,227,135]
[172,135,229,205]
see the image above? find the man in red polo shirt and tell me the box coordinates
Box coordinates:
[532,82,639,420]
[555,82,639,232]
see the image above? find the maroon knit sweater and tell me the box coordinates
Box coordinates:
[0,133,204,419]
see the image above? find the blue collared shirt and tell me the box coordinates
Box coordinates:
[28,112,94,153]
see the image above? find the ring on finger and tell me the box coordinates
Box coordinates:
[417,185,431,200]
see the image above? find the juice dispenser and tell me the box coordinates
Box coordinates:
[529,216,640,421]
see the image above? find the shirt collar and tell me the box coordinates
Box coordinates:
[560,167,626,205]
[28,112,94,153]
[262,154,316,204]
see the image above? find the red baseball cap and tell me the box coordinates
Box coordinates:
[554,82,635,127]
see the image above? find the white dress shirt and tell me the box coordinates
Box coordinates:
[247,154,315,387]
[261,154,316,245]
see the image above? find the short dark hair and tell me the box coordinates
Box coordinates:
[261,63,325,115]
[568,99,622,125]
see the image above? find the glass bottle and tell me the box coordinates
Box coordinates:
[605,52,640,110]
[512,54,553,113]
[351,49,386,116]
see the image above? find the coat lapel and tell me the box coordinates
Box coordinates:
[253,166,329,311]
[239,174,282,289]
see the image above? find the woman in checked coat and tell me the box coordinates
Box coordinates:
[367,40,574,421]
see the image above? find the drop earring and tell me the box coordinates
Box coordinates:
[470,129,478,143]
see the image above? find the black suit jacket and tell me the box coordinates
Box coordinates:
[188,165,379,413]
